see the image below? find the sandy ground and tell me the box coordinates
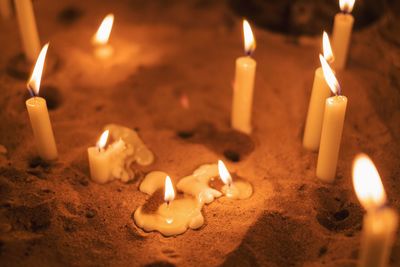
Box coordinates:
[0,0,399,266]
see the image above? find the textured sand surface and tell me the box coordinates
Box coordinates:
[0,1,399,266]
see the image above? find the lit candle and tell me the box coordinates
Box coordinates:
[303,31,334,151]
[231,19,256,134]
[134,175,204,237]
[0,0,12,19]
[316,55,347,182]
[14,0,41,62]
[217,160,252,199]
[26,43,58,161]
[88,124,155,184]
[87,130,111,183]
[332,0,356,70]
[92,14,114,59]
[352,154,398,267]
[177,161,252,204]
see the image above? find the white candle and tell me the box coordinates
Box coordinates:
[231,19,256,134]
[134,175,204,236]
[352,154,399,267]
[14,0,41,62]
[87,130,110,183]
[88,125,154,184]
[26,44,57,161]
[332,0,356,70]
[316,55,347,182]
[0,0,12,19]
[303,32,334,151]
[92,14,114,59]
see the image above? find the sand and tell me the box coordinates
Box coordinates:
[0,0,399,266]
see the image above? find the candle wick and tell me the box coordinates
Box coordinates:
[337,84,342,96]
[27,85,36,98]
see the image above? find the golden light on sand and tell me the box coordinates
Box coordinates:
[339,0,356,13]
[243,19,256,55]
[164,176,175,203]
[323,31,334,63]
[352,154,387,210]
[93,14,114,45]
[27,43,49,96]
[319,54,340,95]
[218,160,232,186]
[96,130,109,150]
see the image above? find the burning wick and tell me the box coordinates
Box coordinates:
[243,19,256,56]
[164,176,175,224]
[322,31,334,65]
[96,130,109,152]
[339,0,356,14]
[319,54,341,96]
[92,14,114,59]
[218,160,232,187]
[27,43,49,97]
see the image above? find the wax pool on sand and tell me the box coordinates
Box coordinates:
[360,208,398,267]
[332,13,354,70]
[26,97,58,161]
[303,67,331,151]
[316,95,347,182]
[232,56,256,134]
[14,0,41,62]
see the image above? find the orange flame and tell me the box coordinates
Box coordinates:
[27,43,49,96]
[319,54,341,95]
[243,19,256,55]
[352,154,387,210]
[164,176,175,203]
[96,130,109,150]
[93,14,114,45]
[339,0,356,13]
[322,31,334,64]
[218,160,232,186]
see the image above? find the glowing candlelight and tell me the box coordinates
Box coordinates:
[303,32,334,151]
[25,43,58,161]
[96,129,109,151]
[217,160,252,199]
[352,154,398,267]
[316,56,347,182]
[231,19,257,134]
[332,0,356,69]
[164,176,175,204]
[92,14,114,59]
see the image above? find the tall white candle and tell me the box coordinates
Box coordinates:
[316,55,347,182]
[88,130,110,183]
[231,20,256,134]
[0,0,12,19]
[303,32,334,151]
[352,154,399,267]
[14,0,41,62]
[26,44,58,161]
[332,0,356,70]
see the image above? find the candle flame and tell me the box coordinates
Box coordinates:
[319,54,341,95]
[218,160,232,186]
[164,176,175,203]
[27,43,49,96]
[339,0,355,13]
[96,130,109,149]
[93,14,114,45]
[243,19,256,56]
[352,154,387,211]
[322,31,334,64]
